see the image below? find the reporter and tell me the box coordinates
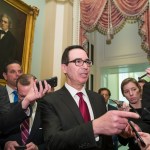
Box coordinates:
[118,77,150,150]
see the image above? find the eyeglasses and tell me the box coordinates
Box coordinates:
[67,58,92,67]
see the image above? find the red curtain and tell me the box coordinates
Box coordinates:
[80,0,150,58]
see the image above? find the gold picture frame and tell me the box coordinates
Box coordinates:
[0,0,39,85]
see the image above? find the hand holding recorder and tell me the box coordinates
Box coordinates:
[36,76,57,90]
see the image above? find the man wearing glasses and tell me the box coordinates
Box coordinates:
[40,45,139,150]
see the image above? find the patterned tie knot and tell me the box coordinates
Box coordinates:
[12,90,18,103]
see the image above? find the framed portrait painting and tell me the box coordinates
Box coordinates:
[0,0,39,85]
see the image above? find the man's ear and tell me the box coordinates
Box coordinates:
[61,64,67,74]
[3,72,7,80]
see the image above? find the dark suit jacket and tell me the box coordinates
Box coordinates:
[0,103,29,150]
[2,103,45,150]
[0,85,30,149]
[40,86,113,150]
[142,82,150,109]
[0,86,30,149]
[0,102,28,133]
[0,85,13,115]
[108,104,117,111]
[0,30,18,79]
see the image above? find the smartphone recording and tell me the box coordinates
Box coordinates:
[36,76,57,90]
[128,120,146,147]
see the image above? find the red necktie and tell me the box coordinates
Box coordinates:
[77,92,91,122]
[21,118,29,145]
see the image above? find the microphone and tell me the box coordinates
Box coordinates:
[138,73,147,80]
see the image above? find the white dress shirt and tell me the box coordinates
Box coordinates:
[65,83,94,120]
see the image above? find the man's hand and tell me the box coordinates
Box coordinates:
[21,81,51,109]
[4,141,19,150]
[92,110,139,135]
[120,121,141,138]
[26,142,38,150]
[137,132,150,150]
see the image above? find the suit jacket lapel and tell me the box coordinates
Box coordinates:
[86,90,107,119]
[0,88,11,114]
[27,105,41,141]
[58,87,106,123]
[59,86,84,124]
[86,90,98,119]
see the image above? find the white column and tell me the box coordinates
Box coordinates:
[53,4,65,89]
[73,0,80,45]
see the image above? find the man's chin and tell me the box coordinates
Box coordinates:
[81,79,88,85]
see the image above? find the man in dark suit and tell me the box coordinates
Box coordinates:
[0,60,23,148]
[0,14,18,79]
[0,82,48,150]
[40,45,139,150]
[3,74,51,150]
[0,84,31,133]
[98,87,118,150]
[0,60,23,115]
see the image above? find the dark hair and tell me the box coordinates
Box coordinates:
[138,79,147,84]
[3,60,21,73]
[98,88,111,96]
[16,74,36,88]
[121,77,141,96]
[61,45,85,65]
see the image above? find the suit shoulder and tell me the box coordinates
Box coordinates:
[108,104,117,110]
[42,87,65,101]
[0,85,5,90]
[86,90,103,98]
[0,85,7,95]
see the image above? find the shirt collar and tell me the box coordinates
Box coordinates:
[6,84,14,95]
[0,28,8,32]
[65,82,86,97]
